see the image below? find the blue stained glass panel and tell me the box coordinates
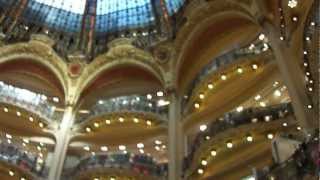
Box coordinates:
[165,0,184,15]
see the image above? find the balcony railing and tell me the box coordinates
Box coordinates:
[64,153,167,179]
[183,38,271,105]
[184,103,293,171]
[0,81,57,121]
[77,95,169,123]
[0,142,48,178]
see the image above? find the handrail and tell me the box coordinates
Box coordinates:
[76,95,169,123]
[183,38,271,105]
[0,81,57,122]
[64,153,167,178]
[0,142,48,178]
[184,103,293,171]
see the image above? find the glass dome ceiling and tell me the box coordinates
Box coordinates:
[20,0,185,33]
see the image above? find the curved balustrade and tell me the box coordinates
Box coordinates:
[0,142,48,178]
[185,103,293,171]
[183,38,271,105]
[0,81,57,122]
[77,95,169,123]
[257,135,319,180]
[65,153,167,179]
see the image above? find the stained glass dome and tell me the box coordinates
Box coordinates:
[17,0,185,33]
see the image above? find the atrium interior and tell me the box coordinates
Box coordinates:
[0,0,318,180]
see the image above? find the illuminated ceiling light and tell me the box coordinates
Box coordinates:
[91,152,95,156]
[246,135,253,142]
[194,103,200,109]
[147,94,152,99]
[249,43,255,50]
[226,141,233,148]
[254,95,261,101]
[94,122,99,128]
[304,51,308,55]
[221,74,227,80]
[94,178,99,180]
[119,145,126,151]
[258,33,265,40]
[197,168,204,174]
[37,146,41,151]
[274,90,282,97]
[205,136,210,140]
[98,100,103,105]
[118,117,124,122]
[139,149,144,154]
[201,160,208,166]
[3,107,8,112]
[7,139,11,144]
[260,102,266,107]
[309,80,313,84]
[39,122,44,128]
[184,95,188,99]
[85,127,91,133]
[6,133,12,139]
[148,103,153,107]
[310,22,315,26]
[22,143,26,147]
[41,95,47,101]
[292,16,298,22]
[9,170,14,176]
[100,146,108,152]
[158,99,170,106]
[29,117,34,122]
[83,146,90,151]
[162,145,166,149]
[21,177,26,180]
[308,87,313,92]
[280,36,284,41]
[155,146,161,151]
[210,150,217,156]
[236,106,243,112]
[273,81,279,87]
[123,150,127,154]
[110,177,116,180]
[307,104,312,109]
[305,37,311,41]
[16,111,21,116]
[251,118,258,123]
[133,118,139,123]
[157,91,164,97]
[252,64,258,70]
[39,152,43,158]
[53,97,59,103]
[155,140,162,145]
[282,122,288,127]
[297,126,301,131]
[137,143,144,149]
[199,93,205,99]
[267,133,274,139]
[306,71,310,76]
[288,0,297,8]
[146,120,152,126]
[105,119,111,124]
[237,67,243,74]
[303,62,308,67]
[136,97,141,101]
[199,124,207,132]
[207,83,214,89]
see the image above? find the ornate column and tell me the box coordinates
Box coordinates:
[254,0,317,133]
[48,105,75,180]
[168,91,184,180]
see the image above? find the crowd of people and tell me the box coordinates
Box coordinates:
[68,153,167,178]
[78,95,168,123]
[0,142,47,177]
[184,103,293,171]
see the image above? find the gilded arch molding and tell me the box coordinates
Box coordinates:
[0,40,69,101]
